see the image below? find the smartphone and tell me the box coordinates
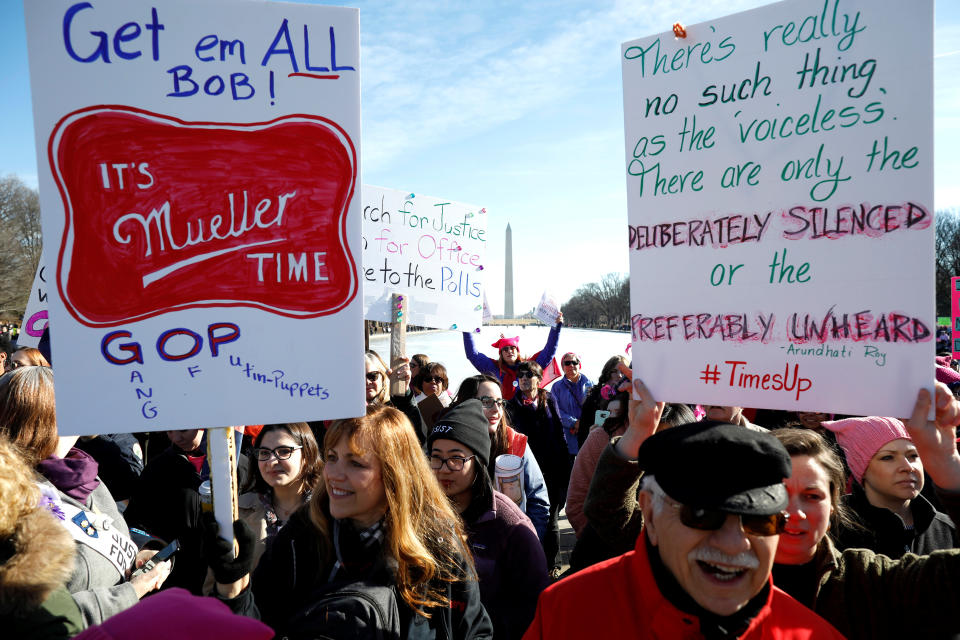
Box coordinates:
[130,539,179,578]
[594,410,610,427]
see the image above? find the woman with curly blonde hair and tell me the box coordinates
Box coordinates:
[212,405,492,639]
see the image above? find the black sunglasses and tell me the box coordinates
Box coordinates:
[517,371,538,379]
[562,360,579,367]
[422,375,445,384]
[668,500,787,536]
[365,371,382,382]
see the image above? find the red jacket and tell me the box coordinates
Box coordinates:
[524,532,845,640]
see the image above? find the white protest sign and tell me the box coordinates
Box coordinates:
[18,262,50,349]
[623,0,933,417]
[24,0,364,435]
[362,186,487,331]
[534,291,561,326]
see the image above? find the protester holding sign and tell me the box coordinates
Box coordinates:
[585,378,960,640]
[365,351,428,444]
[209,406,493,639]
[823,416,959,558]
[0,367,170,628]
[462,314,563,401]
[455,374,550,540]
[427,400,548,639]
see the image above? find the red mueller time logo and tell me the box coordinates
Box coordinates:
[48,106,358,328]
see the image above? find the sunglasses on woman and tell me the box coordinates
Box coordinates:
[365,371,382,382]
[517,371,538,379]
[422,376,445,384]
[562,360,579,367]
[667,499,787,536]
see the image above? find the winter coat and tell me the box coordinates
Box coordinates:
[505,391,571,504]
[45,481,140,627]
[566,424,624,537]
[221,509,493,640]
[125,446,252,595]
[550,374,592,455]
[523,532,844,639]
[386,389,429,445]
[584,436,960,640]
[0,498,83,639]
[462,323,562,400]
[464,491,548,640]
[835,484,958,558]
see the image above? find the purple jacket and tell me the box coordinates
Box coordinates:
[462,323,562,400]
[465,491,548,640]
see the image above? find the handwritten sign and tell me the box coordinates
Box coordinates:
[18,262,50,349]
[534,290,561,326]
[24,0,364,435]
[623,0,933,417]
[362,186,486,331]
[952,277,960,360]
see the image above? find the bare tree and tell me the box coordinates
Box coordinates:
[0,176,43,316]
[561,272,630,329]
[936,209,960,319]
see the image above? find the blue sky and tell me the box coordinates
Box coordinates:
[3,0,959,315]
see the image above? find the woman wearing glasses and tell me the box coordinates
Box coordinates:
[427,400,548,639]
[505,361,571,578]
[241,423,322,571]
[365,350,428,444]
[455,374,550,540]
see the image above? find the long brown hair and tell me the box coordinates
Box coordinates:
[310,406,474,615]
[0,368,58,466]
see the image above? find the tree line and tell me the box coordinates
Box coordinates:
[560,272,629,330]
[0,175,42,320]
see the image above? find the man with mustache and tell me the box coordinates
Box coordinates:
[524,421,843,639]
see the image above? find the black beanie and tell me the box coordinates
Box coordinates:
[426,399,491,468]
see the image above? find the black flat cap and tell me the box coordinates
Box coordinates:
[637,421,791,515]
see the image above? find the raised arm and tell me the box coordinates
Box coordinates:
[462,332,500,377]
[534,315,563,368]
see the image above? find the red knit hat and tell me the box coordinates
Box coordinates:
[74,588,273,640]
[491,335,520,350]
[821,416,911,484]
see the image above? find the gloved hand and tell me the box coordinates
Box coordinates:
[200,511,256,584]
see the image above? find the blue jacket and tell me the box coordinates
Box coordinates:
[551,374,593,455]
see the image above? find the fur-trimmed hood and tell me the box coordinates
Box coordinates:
[0,507,75,612]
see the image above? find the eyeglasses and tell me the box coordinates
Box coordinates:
[365,371,382,382]
[562,360,579,367]
[666,499,787,536]
[479,396,505,409]
[429,454,475,471]
[422,376,445,384]
[254,445,303,461]
[517,371,538,379]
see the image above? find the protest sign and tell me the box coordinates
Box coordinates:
[623,0,933,417]
[362,186,486,331]
[534,291,561,326]
[18,262,50,349]
[952,276,960,360]
[24,0,364,435]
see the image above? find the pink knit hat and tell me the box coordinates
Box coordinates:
[491,335,520,350]
[74,588,273,640]
[821,416,911,484]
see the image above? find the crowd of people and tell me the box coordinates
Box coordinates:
[2,320,960,639]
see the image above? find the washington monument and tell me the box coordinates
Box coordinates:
[504,223,514,317]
